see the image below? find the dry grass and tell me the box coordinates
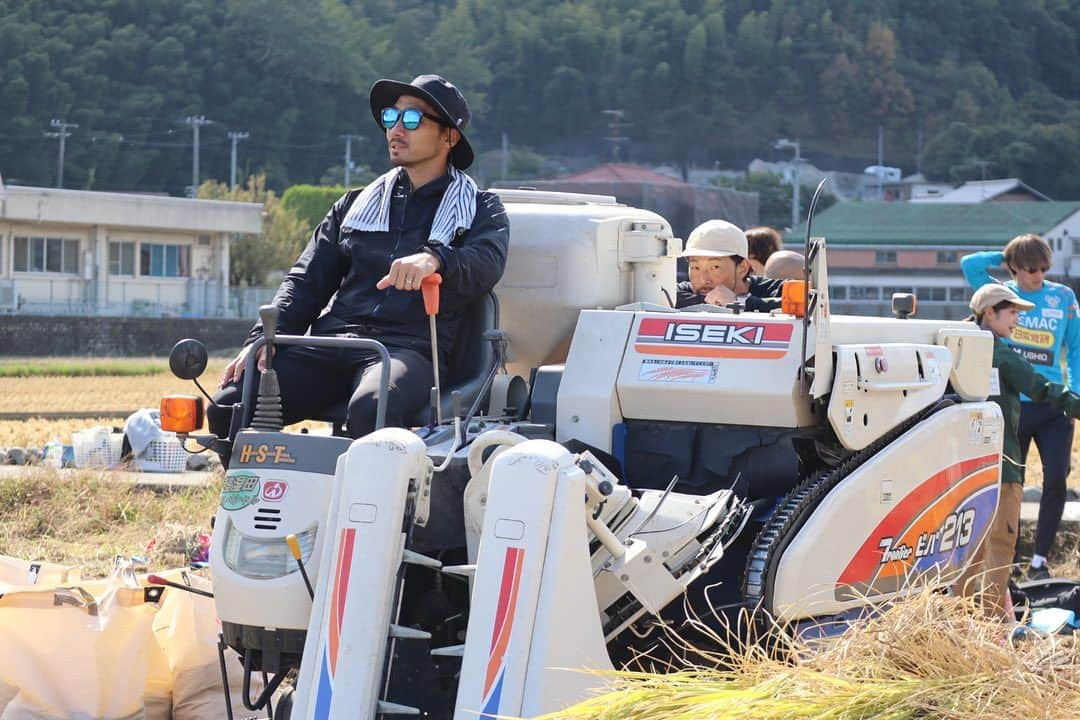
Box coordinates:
[0,357,314,579]
[0,466,220,578]
[548,590,1080,720]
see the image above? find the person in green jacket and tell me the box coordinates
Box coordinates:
[957,283,1080,617]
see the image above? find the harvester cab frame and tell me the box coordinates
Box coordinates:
[162,187,1003,720]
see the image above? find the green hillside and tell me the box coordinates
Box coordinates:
[2,0,1078,197]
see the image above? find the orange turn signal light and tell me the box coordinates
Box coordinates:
[781,280,809,317]
[160,395,204,433]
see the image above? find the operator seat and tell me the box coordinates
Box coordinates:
[318,291,500,434]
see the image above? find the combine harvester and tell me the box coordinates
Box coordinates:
[162,187,1002,719]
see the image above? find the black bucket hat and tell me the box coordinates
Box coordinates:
[369,74,474,170]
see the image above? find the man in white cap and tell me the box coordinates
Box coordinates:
[675,219,787,310]
[956,283,1080,618]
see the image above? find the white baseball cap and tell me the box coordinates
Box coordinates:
[680,219,748,259]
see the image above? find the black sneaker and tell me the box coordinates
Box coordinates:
[1026,564,1052,582]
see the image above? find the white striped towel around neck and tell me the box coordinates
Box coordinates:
[341,166,478,246]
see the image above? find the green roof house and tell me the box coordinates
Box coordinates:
[785,202,1080,319]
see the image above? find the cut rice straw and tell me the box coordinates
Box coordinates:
[540,581,1080,720]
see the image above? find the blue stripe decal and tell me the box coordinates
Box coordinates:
[480,670,506,719]
[313,649,333,719]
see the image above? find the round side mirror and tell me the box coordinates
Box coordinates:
[169,338,209,380]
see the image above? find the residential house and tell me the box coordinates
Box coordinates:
[789,202,1080,319]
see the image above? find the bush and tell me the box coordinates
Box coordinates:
[281,184,350,230]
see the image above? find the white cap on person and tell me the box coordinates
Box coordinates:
[680,219,748,258]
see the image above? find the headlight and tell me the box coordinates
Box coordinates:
[223,523,317,579]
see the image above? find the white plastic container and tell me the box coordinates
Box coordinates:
[135,435,187,473]
[72,427,124,469]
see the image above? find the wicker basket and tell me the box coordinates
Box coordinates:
[72,428,124,469]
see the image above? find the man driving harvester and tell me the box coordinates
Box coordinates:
[208,74,509,454]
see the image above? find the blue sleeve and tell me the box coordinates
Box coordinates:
[960,251,1005,290]
[1064,290,1080,391]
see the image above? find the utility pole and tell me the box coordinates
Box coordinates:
[501,132,510,182]
[182,115,213,197]
[227,131,249,190]
[43,119,78,188]
[341,134,362,186]
[877,125,885,200]
[602,109,631,162]
[774,138,801,230]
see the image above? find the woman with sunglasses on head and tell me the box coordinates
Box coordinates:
[208,75,509,461]
[962,233,1080,581]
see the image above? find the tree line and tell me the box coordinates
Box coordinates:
[2,0,1078,199]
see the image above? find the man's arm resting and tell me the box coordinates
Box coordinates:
[675,282,704,308]
[425,192,509,300]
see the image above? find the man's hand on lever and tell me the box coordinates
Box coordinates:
[219,344,267,388]
[377,252,442,291]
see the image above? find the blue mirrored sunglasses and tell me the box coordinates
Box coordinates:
[380,107,448,131]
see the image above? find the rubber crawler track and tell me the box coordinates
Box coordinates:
[742,397,957,615]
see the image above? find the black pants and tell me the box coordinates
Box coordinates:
[207,343,434,443]
[1018,401,1074,558]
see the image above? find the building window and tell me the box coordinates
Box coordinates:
[1072,238,1080,256]
[949,287,969,302]
[849,286,880,300]
[883,286,914,297]
[875,250,897,264]
[831,286,847,300]
[139,243,190,277]
[13,236,79,274]
[109,241,136,275]
[916,287,947,302]
[936,251,958,264]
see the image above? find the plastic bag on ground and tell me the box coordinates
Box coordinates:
[0,559,260,719]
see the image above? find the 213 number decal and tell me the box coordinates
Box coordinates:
[877,507,977,566]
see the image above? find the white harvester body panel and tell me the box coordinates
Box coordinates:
[937,327,995,401]
[492,191,678,377]
[617,310,814,428]
[556,310,634,452]
[772,401,1003,619]
[454,440,614,719]
[211,439,340,631]
[292,428,432,720]
[827,343,952,451]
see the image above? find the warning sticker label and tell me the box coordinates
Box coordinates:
[638,359,718,384]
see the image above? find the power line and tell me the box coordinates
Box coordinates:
[42,119,78,188]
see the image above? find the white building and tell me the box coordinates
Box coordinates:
[0,185,262,316]
[911,177,1051,203]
